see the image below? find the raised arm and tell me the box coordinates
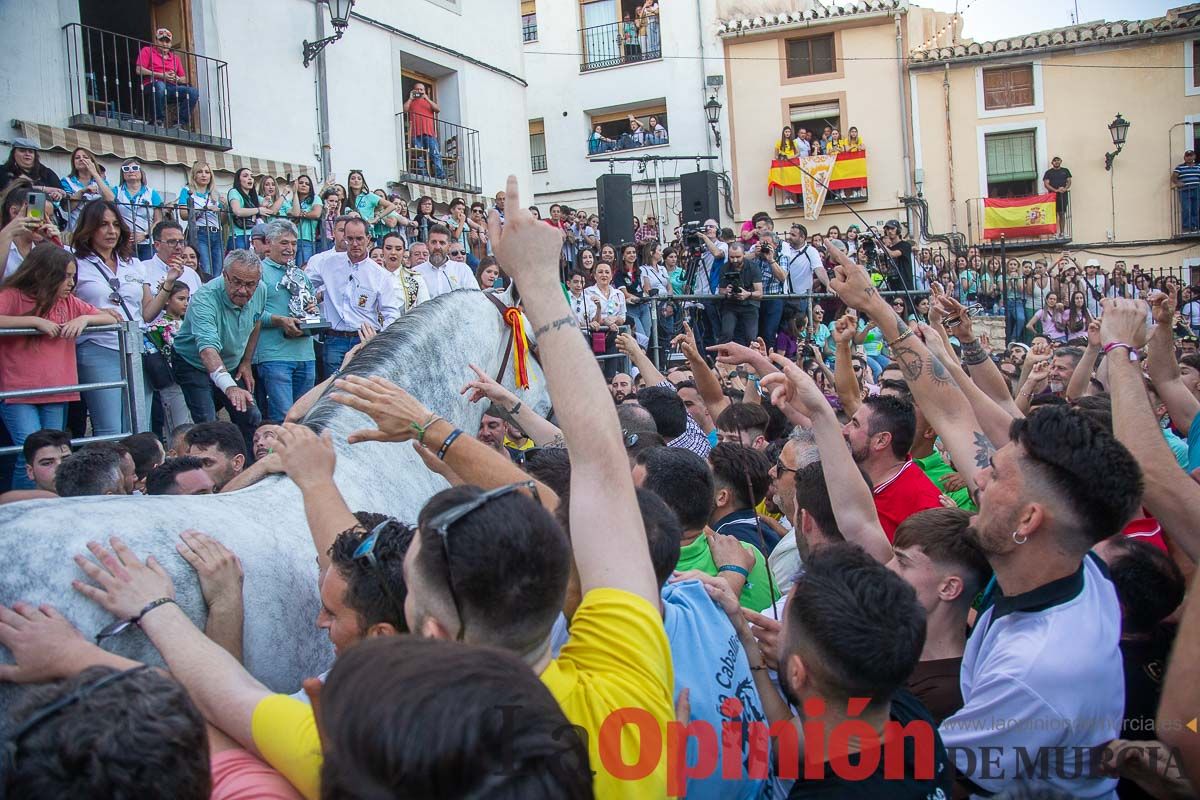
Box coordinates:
[460,363,564,447]
[1146,291,1199,437]
[831,314,862,419]
[1065,321,1101,402]
[616,331,667,386]
[486,175,659,608]
[1101,298,1200,561]
[272,424,357,569]
[827,247,994,495]
[672,320,730,421]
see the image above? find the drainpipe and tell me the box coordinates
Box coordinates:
[895,13,913,205]
[697,0,712,158]
[314,2,333,179]
[943,63,957,234]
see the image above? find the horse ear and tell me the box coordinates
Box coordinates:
[496,283,516,306]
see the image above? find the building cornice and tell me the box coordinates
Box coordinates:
[717,1,907,38]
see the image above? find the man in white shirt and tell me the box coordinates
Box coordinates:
[778,222,829,318]
[303,215,349,277]
[414,223,479,299]
[140,221,201,323]
[307,217,402,377]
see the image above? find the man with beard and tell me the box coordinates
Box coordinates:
[841,395,942,540]
[1046,346,1082,397]
[182,421,246,492]
[413,223,478,299]
[609,372,633,403]
[476,409,507,453]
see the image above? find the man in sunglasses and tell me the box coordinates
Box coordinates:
[135,28,200,129]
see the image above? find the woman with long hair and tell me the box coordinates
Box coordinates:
[226,167,265,251]
[1026,291,1067,344]
[0,178,64,280]
[475,256,503,291]
[574,247,597,286]
[412,195,436,243]
[1063,290,1092,344]
[775,126,797,160]
[177,160,225,280]
[71,200,149,436]
[61,147,115,235]
[640,239,676,340]
[113,158,164,261]
[599,242,616,267]
[283,174,323,267]
[0,140,65,203]
[318,186,342,253]
[254,175,286,220]
[346,171,395,237]
[615,242,651,338]
[0,244,118,486]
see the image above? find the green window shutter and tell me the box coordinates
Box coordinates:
[985,131,1037,184]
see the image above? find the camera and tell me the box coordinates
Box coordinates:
[721,266,743,295]
[859,236,878,263]
[680,221,705,249]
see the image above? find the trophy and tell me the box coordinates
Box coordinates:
[280,264,330,331]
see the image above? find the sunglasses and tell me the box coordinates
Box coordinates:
[352,521,408,625]
[120,164,140,173]
[99,276,123,306]
[449,250,465,256]
[424,481,540,641]
[774,458,798,475]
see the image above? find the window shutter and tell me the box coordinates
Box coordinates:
[985,130,1037,183]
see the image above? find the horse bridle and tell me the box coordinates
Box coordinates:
[483,292,542,387]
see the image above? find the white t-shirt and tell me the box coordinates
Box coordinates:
[139,255,203,324]
[780,242,822,295]
[73,252,146,348]
[413,258,480,299]
[696,240,728,296]
[1182,299,1200,329]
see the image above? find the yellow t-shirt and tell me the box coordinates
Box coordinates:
[776,140,798,159]
[503,435,535,451]
[540,587,674,799]
[251,694,322,800]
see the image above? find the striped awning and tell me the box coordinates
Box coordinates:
[13,120,314,178]
[402,181,484,208]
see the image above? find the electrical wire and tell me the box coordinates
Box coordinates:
[530,50,1193,70]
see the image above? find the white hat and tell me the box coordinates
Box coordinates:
[1084,258,1101,268]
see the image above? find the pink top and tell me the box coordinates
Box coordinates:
[136,45,186,86]
[0,290,100,404]
[210,749,302,800]
[408,96,436,140]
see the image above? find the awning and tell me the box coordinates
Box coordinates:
[12,120,314,178]
[401,181,483,208]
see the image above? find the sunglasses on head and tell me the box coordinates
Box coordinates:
[424,481,540,641]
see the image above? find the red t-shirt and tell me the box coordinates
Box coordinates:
[408,96,436,140]
[0,290,100,404]
[872,458,945,541]
[1122,512,1168,552]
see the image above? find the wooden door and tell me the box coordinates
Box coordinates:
[151,0,193,52]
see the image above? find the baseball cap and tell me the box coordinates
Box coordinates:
[10,137,40,151]
[883,219,900,230]
[1084,258,1101,268]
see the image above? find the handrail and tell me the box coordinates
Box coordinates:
[579,14,662,71]
[396,111,483,194]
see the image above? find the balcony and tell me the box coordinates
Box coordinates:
[772,186,868,212]
[397,112,482,194]
[62,23,232,150]
[587,130,669,158]
[1171,185,1200,240]
[531,153,547,172]
[579,15,661,72]
[965,196,1072,250]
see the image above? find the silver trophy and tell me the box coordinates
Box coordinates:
[280,264,330,331]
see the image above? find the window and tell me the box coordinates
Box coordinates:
[530,119,547,172]
[982,65,1034,110]
[789,101,840,140]
[1189,40,1200,95]
[588,104,668,155]
[1194,41,1200,87]
[522,0,537,41]
[785,35,836,78]
[985,129,1037,197]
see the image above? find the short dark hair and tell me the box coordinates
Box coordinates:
[878,378,913,402]
[616,402,657,435]
[1104,537,1186,634]
[427,223,451,240]
[54,449,123,497]
[414,486,570,652]
[152,219,184,242]
[121,431,164,480]
[1009,406,1143,547]
[715,402,769,439]
[341,216,370,237]
[792,460,842,539]
[146,456,208,495]
[637,386,688,439]
[637,446,714,531]
[522,448,572,496]
[636,487,683,588]
[320,638,591,799]
[625,430,666,461]
[184,421,246,460]
[709,442,771,510]
[22,429,71,463]
[893,508,991,607]
[1070,394,1113,433]
[381,231,406,247]
[784,544,926,708]
[1053,346,1083,365]
[863,395,916,459]
[329,514,415,633]
[5,666,210,799]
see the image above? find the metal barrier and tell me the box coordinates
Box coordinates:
[0,321,149,457]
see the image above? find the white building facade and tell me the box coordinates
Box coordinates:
[522,0,728,227]
[0,0,529,208]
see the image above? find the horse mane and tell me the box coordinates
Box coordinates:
[306,291,494,432]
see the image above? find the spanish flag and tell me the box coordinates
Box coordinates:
[767,159,803,195]
[828,150,867,190]
[983,193,1058,239]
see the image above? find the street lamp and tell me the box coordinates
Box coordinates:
[704,95,722,147]
[303,0,355,68]
[1104,113,1130,171]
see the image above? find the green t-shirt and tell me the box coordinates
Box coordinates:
[280,197,321,242]
[252,259,316,365]
[915,450,976,512]
[676,534,779,612]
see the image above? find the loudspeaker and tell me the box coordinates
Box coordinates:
[596,174,633,246]
[680,170,719,225]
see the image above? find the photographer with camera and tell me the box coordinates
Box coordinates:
[717,242,762,346]
[752,218,786,343]
[880,219,914,295]
[687,218,728,348]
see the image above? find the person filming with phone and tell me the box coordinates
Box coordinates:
[403,83,444,180]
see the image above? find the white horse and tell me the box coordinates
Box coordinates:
[0,289,550,711]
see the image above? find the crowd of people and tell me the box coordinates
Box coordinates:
[2,141,1200,799]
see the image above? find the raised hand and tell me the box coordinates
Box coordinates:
[486,175,563,291]
[1027,358,1051,387]
[670,320,700,360]
[460,362,515,406]
[831,314,855,345]
[615,331,641,358]
[826,253,879,312]
[762,353,831,419]
[1086,318,1102,349]
[273,423,337,489]
[1146,291,1175,328]
[1098,298,1151,349]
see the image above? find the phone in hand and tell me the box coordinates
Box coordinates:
[26,191,47,222]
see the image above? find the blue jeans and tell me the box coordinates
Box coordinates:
[1005,300,1027,344]
[296,240,315,267]
[146,81,199,126]
[76,341,127,437]
[758,298,784,345]
[227,233,251,251]
[412,134,445,179]
[0,402,66,490]
[1181,187,1199,231]
[172,357,261,455]
[257,360,316,423]
[865,352,889,381]
[322,335,358,379]
[194,227,224,281]
[626,302,652,339]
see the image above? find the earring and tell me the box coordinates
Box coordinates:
[1012,531,1028,545]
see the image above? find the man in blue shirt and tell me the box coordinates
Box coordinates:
[1172,149,1200,232]
[252,220,316,423]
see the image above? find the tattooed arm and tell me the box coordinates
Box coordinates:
[826,247,996,494]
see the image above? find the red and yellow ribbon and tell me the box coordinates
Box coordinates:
[503,306,531,389]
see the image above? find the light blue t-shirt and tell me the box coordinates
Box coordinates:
[662,580,769,799]
[1188,418,1200,474]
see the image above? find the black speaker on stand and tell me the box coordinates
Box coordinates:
[680,170,719,225]
[596,173,634,247]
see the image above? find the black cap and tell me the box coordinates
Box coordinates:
[884,219,900,230]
